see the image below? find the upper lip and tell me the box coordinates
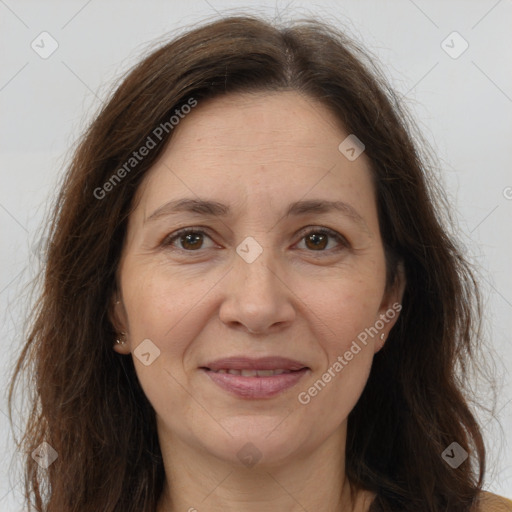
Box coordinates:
[201,356,309,371]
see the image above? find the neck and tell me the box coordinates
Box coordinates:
[156,424,366,512]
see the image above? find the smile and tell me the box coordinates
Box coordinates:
[208,368,294,376]
[201,367,309,399]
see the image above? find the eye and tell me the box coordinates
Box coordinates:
[295,227,349,253]
[162,228,214,251]
[162,226,348,253]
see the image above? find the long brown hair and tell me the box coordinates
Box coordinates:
[9,14,491,511]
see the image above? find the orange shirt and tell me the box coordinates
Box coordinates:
[478,492,512,511]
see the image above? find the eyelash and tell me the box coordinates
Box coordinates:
[161,226,349,254]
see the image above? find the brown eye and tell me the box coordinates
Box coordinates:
[297,228,348,253]
[180,232,204,250]
[162,226,348,254]
[162,229,213,251]
[304,232,328,250]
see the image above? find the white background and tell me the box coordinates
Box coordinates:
[1,0,511,509]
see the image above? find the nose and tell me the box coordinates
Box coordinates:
[218,247,296,335]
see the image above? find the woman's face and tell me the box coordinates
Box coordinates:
[113,91,403,468]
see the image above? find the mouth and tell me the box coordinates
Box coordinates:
[199,357,310,399]
[204,368,300,376]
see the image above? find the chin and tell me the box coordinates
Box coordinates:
[204,414,311,469]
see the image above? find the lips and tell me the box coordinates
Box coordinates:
[200,356,310,399]
[209,369,293,376]
[202,356,308,372]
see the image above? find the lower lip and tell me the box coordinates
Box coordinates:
[201,368,309,399]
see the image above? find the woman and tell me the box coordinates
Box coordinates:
[8,14,512,512]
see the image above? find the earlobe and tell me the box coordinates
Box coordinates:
[375,261,406,352]
[109,295,130,353]
[375,332,387,353]
[113,331,129,354]
[382,260,406,314]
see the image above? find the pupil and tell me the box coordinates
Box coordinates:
[184,233,201,249]
[308,233,327,250]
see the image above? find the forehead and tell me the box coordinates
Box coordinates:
[162,90,352,160]
[134,91,376,223]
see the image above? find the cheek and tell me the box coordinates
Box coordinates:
[297,318,376,426]
[121,261,208,343]
[293,273,383,414]
[121,263,201,423]
[120,261,221,413]
[301,266,386,341]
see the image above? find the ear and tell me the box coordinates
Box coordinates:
[374,261,406,353]
[109,292,130,355]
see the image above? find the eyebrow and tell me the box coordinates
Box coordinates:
[145,198,371,233]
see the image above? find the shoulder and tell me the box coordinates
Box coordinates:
[475,491,512,512]
[360,490,512,511]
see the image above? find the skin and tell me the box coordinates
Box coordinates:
[111,90,405,512]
